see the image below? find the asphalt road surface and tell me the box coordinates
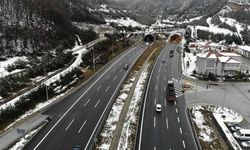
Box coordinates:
[136,43,197,150]
[25,43,149,150]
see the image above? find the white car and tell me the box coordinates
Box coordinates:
[242,141,250,149]
[155,104,162,112]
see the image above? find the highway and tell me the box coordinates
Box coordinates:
[136,43,197,150]
[25,43,149,150]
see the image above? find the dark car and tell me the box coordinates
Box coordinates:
[73,145,82,150]
[169,50,174,57]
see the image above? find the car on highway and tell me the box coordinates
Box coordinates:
[168,91,176,102]
[73,145,82,150]
[162,59,165,63]
[155,104,162,112]
[123,64,129,70]
[241,141,250,149]
[169,50,174,57]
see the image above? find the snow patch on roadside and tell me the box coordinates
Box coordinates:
[118,63,149,150]
[97,73,137,150]
[183,52,197,79]
[9,127,40,150]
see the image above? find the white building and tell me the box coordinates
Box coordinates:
[196,50,241,76]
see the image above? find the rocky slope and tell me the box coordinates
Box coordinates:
[0,0,103,57]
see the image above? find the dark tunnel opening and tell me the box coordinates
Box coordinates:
[144,34,155,43]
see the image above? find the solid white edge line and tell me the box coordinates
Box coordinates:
[84,44,148,150]
[138,46,166,150]
[65,119,75,131]
[94,99,101,108]
[78,120,87,133]
[33,42,141,150]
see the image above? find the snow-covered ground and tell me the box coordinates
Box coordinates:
[105,17,146,28]
[97,73,137,150]
[0,41,84,111]
[9,124,43,150]
[191,105,243,150]
[183,52,197,79]
[118,64,149,150]
[0,56,27,78]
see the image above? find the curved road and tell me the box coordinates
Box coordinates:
[25,43,149,150]
[136,43,197,150]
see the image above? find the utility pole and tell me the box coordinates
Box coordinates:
[43,65,49,101]
[92,48,96,73]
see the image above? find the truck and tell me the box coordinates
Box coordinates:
[167,80,176,102]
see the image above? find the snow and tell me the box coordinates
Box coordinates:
[118,64,149,150]
[191,105,243,150]
[227,59,241,64]
[213,111,242,150]
[9,127,40,150]
[238,45,250,52]
[191,105,213,142]
[207,54,217,59]
[183,52,197,78]
[218,56,230,63]
[220,52,241,57]
[0,56,27,78]
[97,74,136,150]
[0,41,84,111]
[105,17,146,28]
[4,93,65,132]
[219,17,244,39]
[195,25,234,35]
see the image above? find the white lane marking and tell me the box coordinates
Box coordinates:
[105,86,110,92]
[177,117,180,123]
[176,108,178,113]
[154,116,156,128]
[158,68,160,72]
[179,127,183,134]
[113,68,117,72]
[34,42,139,150]
[154,97,156,105]
[97,85,102,91]
[84,98,91,107]
[166,117,168,129]
[138,47,164,150]
[119,69,123,73]
[164,86,166,92]
[106,75,110,80]
[174,101,177,105]
[65,119,75,131]
[78,120,87,133]
[182,140,186,149]
[113,76,117,81]
[157,76,159,80]
[164,98,166,106]
[164,76,166,81]
[155,85,158,90]
[94,99,101,108]
[154,146,156,150]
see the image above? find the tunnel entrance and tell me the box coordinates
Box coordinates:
[144,34,155,43]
